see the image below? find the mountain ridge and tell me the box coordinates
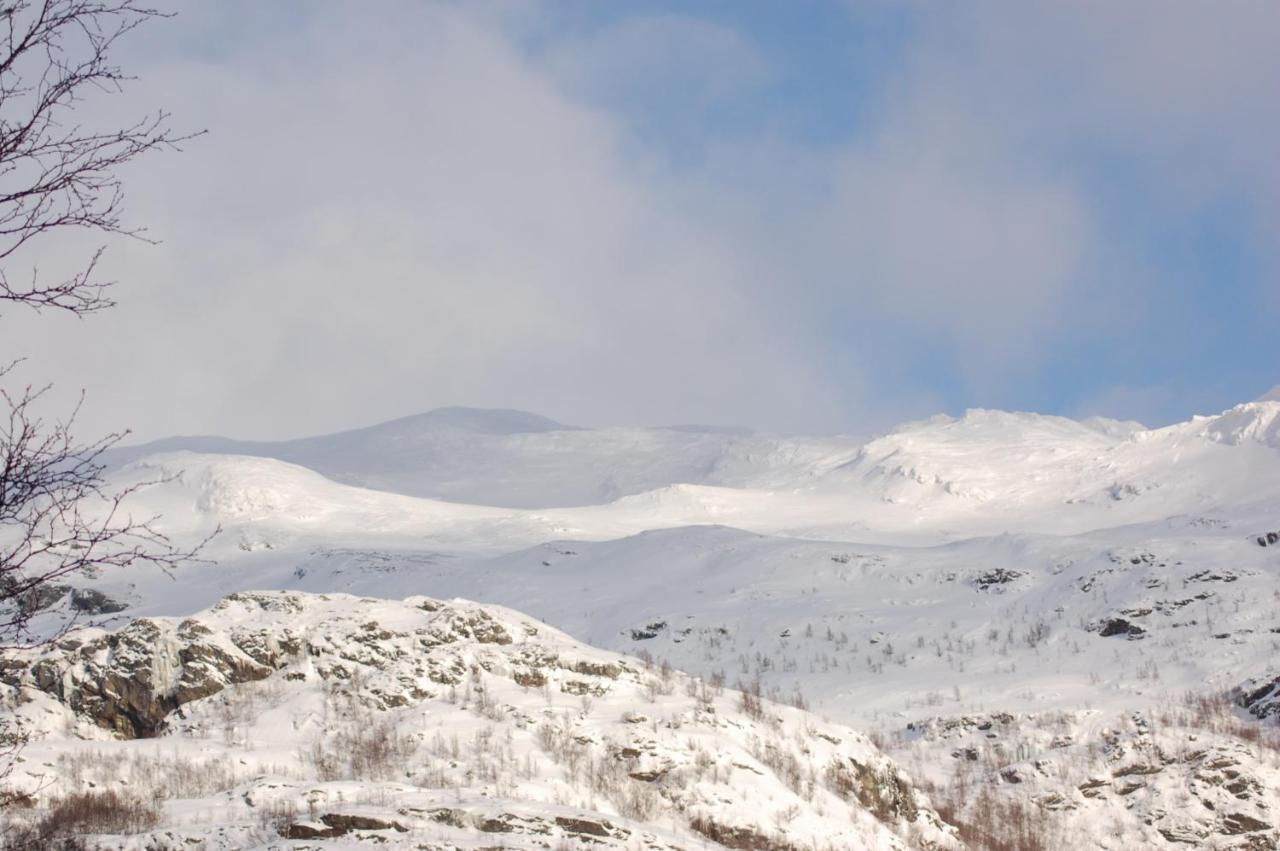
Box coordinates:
[105,398,1280,512]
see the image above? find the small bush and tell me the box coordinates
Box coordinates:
[42,789,161,836]
[0,823,93,851]
[737,678,765,721]
[1,789,160,850]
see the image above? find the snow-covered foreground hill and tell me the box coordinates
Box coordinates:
[6,396,1280,848]
[2,592,957,850]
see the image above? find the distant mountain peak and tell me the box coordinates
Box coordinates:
[372,406,580,435]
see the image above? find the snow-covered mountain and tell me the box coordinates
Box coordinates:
[106,407,865,509]
[8,396,1280,849]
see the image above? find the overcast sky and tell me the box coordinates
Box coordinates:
[3,1,1278,441]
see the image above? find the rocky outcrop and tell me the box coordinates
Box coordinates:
[826,757,920,824]
[1238,674,1280,721]
[4,581,128,618]
[3,610,290,737]
[973,568,1025,591]
[1095,617,1146,639]
[1,590,959,851]
[285,813,408,839]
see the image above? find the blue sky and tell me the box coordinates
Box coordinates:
[525,1,914,153]
[526,1,1279,423]
[4,1,1277,439]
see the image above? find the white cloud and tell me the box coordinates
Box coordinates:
[2,1,1275,441]
[0,2,851,440]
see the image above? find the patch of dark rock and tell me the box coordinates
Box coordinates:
[1221,812,1271,834]
[286,813,407,838]
[689,815,803,851]
[1158,826,1207,844]
[565,660,623,679]
[824,757,920,824]
[324,814,406,833]
[1187,570,1239,584]
[1155,594,1214,614]
[1113,552,1162,567]
[1096,618,1146,639]
[10,582,70,615]
[554,816,622,838]
[475,814,544,834]
[286,821,337,839]
[427,808,470,829]
[973,568,1024,591]
[512,669,547,688]
[560,679,607,697]
[8,583,127,617]
[1113,763,1163,777]
[629,621,667,641]
[1238,675,1280,720]
[1109,483,1143,501]
[1078,778,1108,799]
[976,716,1009,733]
[68,588,128,614]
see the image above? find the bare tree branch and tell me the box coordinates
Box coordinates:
[0,2,208,786]
[0,0,202,315]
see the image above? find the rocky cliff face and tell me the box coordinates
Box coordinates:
[2,591,957,850]
[2,607,289,738]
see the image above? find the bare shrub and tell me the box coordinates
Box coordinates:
[58,749,245,800]
[689,814,801,851]
[255,798,298,837]
[932,783,1057,851]
[40,789,160,836]
[0,821,92,851]
[307,713,416,781]
[737,678,765,721]
[1175,690,1280,753]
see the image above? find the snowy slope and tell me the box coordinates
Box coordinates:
[818,401,1280,532]
[2,591,956,850]
[106,407,865,509]
[104,401,1280,542]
